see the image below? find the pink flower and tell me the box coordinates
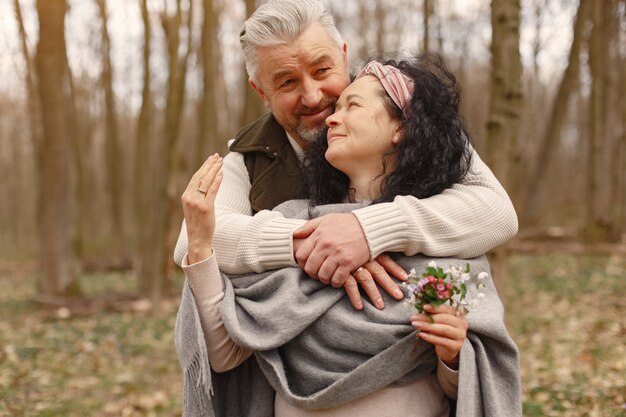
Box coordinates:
[437,284,445,291]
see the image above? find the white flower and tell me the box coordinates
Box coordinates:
[478,282,486,289]
[477,272,489,280]
[461,273,470,283]
[478,292,486,298]
[428,261,437,268]
[408,268,417,278]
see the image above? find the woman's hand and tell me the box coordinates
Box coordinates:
[181,154,223,264]
[410,304,468,370]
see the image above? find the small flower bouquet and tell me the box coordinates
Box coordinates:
[404,261,488,315]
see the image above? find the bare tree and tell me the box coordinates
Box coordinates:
[13,0,41,157]
[616,0,626,235]
[586,0,612,241]
[240,0,267,125]
[523,0,589,224]
[423,0,431,52]
[357,2,370,62]
[96,0,124,242]
[375,2,386,53]
[605,0,624,240]
[196,0,220,170]
[13,0,41,251]
[486,0,523,196]
[134,0,152,290]
[137,0,194,308]
[35,0,79,297]
[485,0,523,296]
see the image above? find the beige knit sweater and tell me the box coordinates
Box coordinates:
[174,139,518,273]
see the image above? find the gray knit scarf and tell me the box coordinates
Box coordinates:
[175,201,522,417]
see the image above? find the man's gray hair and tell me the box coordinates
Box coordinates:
[240,0,344,82]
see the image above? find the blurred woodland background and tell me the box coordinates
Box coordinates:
[0,0,625,416]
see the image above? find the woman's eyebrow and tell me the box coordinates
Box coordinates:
[345,93,365,101]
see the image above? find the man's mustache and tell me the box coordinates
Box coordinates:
[295,97,336,117]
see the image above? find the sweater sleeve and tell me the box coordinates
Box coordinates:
[352,149,518,259]
[436,358,459,400]
[173,150,306,273]
[181,252,253,373]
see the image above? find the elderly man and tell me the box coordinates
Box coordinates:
[174,0,517,310]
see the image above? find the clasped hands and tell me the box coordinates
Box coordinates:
[293,213,407,310]
[182,155,407,311]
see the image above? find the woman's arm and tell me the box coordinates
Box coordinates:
[182,252,252,373]
[178,154,252,373]
[436,358,459,400]
[174,151,305,273]
[411,303,467,400]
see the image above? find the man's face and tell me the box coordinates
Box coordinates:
[249,24,350,147]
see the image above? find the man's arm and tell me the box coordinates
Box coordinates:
[294,149,517,285]
[353,149,518,259]
[174,151,305,273]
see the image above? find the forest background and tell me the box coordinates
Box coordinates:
[0,0,624,416]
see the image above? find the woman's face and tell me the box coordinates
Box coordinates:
[324,76,401,181]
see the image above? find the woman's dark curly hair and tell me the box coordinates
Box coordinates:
[304,53,472,207]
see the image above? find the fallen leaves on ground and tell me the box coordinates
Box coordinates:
[0,253,624,416]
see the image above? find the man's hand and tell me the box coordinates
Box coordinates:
[293,213,370,285]
[293,214,407,310]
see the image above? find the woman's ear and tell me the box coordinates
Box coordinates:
[391,124,403,145]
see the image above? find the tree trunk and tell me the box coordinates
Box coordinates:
[14,0,41,156]
[196,0,219,170]
[423,0,430,52]
[606,0,624,240]
[65,48,83,267]
[139,0,193,310]
[485,0,523,299]
[586,0,611,241]
[617,4,626,236]
[612,53,625,238]
[375,3,386,54]
[13,0,41,250]
[96,0,124,243]
[240,0,266,125]
[35,0,78,297]
[135,0,152,292]
[523,0,589,224]
[486,0,523,196]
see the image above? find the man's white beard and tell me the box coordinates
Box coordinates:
[296,125,327,145]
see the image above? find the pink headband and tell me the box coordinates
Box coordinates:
[355,61,415,114]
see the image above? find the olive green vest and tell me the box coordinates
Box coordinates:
[230,113,305,213]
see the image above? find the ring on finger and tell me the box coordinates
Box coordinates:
[351,266,365,277]
[197,187,207,195]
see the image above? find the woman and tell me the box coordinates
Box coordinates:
[176,55,520,417]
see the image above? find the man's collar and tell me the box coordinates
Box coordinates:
[286,132,305,163]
